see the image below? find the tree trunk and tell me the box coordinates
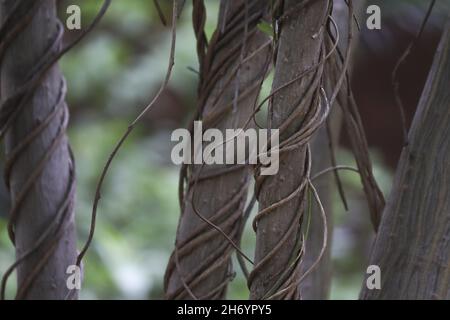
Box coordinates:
[360,20,450,300]
[249,0,329,300]
[0,0,77,299]
[299,0,366,299]
[164,0,270,299]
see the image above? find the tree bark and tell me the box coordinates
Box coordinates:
[299,0,366,299]
[249,0,329,300]
[0,0,77,299]
[164,0,270,299]
[360,20,450,300]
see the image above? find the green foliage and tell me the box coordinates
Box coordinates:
[257,21,273,38]
[0,0,399,300]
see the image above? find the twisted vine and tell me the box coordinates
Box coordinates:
[0,0,110,299]
[164,0,271,299]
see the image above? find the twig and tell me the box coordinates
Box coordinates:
[392,0,436,145]
[76,0,178,267]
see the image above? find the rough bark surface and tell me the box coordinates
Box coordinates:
[360,21,450,300]
[299,0,365,299]
[164,0,270,299]
[249,0,329,300]
[0,0,77,299]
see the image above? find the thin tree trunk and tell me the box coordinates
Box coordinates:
[299,0,365,299]
[249,0,329,300]
[164,0,270,299]
[360,20,450,300]
[0,0,77,299]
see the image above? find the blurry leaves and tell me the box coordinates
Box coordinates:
[0,0,404,301]
[257,21,273,37]
[69,120,179,299]
[0,220,15,298]
[61,35,128,108]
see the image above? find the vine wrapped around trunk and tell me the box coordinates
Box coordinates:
[164,0,270,299]
[249,0,331,300]
[0,0,110,300]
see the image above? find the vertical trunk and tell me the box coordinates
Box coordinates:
[299,0,365,299]
[164,0,270,299]
[360,21,450,300]
[249,0,329,300]
[0,1,77,299]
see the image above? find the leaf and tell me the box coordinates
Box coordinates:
[257,21,273,37]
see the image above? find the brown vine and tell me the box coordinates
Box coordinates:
[0,0,110,300]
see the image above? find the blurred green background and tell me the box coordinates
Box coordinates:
[2,0,446,299]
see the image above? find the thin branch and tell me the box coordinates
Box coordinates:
[392,0,436,145]
[76,0,178,267]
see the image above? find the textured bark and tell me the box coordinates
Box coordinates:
[249,0,329,300]
[164,0,270,299]
[0,1,77,299]
[299,0,365,299]
[360,21,450,300]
